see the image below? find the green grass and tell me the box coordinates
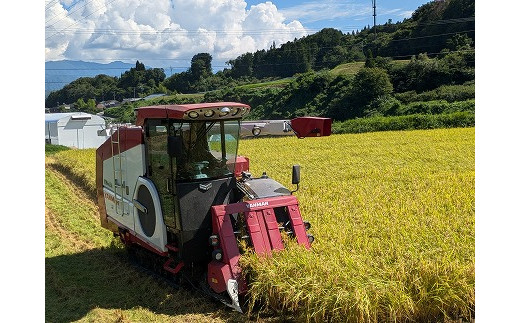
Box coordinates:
[45,144,70,156]
[329,61,366,76]
[330,60,410,77]
[52,149,97,197]
[45,165,246,322]
[235,78,293,90]
[145,93,205,104]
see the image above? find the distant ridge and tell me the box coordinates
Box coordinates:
[45,60,135,97]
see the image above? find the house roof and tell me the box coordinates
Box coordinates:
[45,112,99,123]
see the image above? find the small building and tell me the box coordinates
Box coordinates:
[45,112,109,149]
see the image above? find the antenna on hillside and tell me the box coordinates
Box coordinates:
[372,0,377,40]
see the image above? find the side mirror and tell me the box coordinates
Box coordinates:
[167,136,183,158]
[292,165,301,185]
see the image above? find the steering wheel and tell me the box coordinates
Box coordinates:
[194,161,210,170]
[192,161,210,179]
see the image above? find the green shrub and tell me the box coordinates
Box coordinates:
[397,99,474,115]
[395,83,475,104]
[332,111,474,134]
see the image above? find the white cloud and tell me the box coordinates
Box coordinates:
[45,0,308,68]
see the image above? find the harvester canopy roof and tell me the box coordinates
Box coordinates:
[135,102,250,126]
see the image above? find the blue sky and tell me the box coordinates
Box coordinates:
[246,0,426,33]
[44,0,431,68]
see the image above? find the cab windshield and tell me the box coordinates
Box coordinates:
[173,120,240,181]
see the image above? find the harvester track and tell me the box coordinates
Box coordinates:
[45,163,240,314]
[123,240,240,312]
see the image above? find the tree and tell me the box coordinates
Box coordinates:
[365,50,375,68]
[190,53,212,80]
[446,33,473,51]
[86,98,97,113]
[135,60,145,71]
[346,67,393,117]
[227,52,254,78]
[75,98,87,110]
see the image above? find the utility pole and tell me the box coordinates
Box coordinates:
[372,0,377,40]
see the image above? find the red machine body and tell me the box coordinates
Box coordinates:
[291,117,332,138]
[96,102,331,311]
[207,195,309,294]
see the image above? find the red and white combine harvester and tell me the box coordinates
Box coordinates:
[96,102,331,311]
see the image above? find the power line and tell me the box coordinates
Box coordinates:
[45,0,61,11]
[46,0,100,29]
[45,12,474,35]
[45,27,327,36]
[45,14,475,40]
[46,0,118,40]
[389,48,474,59]
[45,28,475,68]
[45,49,475,85]
[413,16,475,27]
[45,48,475,77]
[45,24,475,44]
[46,66,189,71]
[390,30,474,42]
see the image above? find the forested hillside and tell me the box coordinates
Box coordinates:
[45,0,474,131]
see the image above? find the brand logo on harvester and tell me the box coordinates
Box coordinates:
[199,183,212,191]
[246,201,269,208]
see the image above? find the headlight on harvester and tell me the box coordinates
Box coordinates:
[209,235,219,247]
[219,107,231,117]
[303,221,311,231]
[212,249,223,261]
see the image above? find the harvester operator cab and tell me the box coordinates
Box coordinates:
[167,120,240,181]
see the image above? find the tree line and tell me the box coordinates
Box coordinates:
[45,0,475,121]
[202,48,474,122]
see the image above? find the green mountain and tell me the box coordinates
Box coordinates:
[45,0,475,130]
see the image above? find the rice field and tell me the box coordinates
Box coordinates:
[238,128,474,322]
[47,127,474,322]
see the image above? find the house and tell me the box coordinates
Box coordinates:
[45,112,109,149]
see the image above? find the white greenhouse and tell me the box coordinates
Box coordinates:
[45,112,109,149]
